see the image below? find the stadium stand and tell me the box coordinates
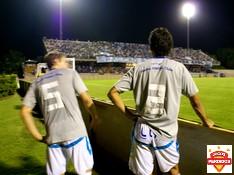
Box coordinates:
[43,38,220,73]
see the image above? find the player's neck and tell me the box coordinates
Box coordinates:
[51,65,67,70]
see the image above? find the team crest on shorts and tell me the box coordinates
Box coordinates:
[207,145,232,173]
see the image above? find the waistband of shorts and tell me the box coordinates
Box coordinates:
[136,118,177,139]
[48,136,86,149]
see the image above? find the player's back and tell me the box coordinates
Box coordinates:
[35,68,88,144]
[132,57,198,138]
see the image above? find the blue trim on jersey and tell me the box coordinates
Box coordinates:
[64,137,84,149]
[176,141,179,152]
[154,140,174,150]
[49,137,84,149]
[37,72,63,84]
[49,144,61,148]
[85,137,93,155]
[134,137,174,150]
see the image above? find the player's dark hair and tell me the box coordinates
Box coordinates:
[44,51,65,69]
[41,67,46,73]
[148,27,174,57]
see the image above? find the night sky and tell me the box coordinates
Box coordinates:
[1,0,234,58]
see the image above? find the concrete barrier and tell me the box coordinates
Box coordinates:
[19,80,234,175]
[79,100,234,175]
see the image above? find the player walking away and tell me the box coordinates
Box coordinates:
[21,51,99,175]
[107,27,214,175]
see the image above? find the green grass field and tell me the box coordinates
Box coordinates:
[0,95,46,174]
[84,78,234,130]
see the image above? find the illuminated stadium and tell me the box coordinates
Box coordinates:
[1,1,234,175]
[43,38,220,73]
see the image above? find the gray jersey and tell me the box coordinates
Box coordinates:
[23,68,88,144]
[114,58,198,138]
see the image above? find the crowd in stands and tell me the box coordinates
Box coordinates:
[169,48,219,66]
[76,65,96,73]
[43,38,220,73]
[43,38,152,59]
[76,63,127,74]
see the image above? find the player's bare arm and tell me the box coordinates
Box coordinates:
[108,87,138,121]
[20,105,45,143]
[189,93,214,128]
[108,87,125,113]
[79,91,99,131]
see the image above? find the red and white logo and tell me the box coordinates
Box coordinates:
[207,145,232,173]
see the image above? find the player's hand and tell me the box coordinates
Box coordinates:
[89,115,100,133]
[203,118,214,128]
[125,106,139,122]
[38,135,47,144]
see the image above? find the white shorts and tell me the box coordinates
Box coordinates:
[46,136,94,175]
[129,121,179,175]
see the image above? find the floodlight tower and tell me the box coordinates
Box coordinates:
[182,2,196,56]
[59,0,73,40]
[59,0,64,40]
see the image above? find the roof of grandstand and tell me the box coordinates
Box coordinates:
[43,37,220,66]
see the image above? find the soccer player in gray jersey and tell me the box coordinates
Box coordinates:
[108,27,214,175]
[21,52,99,175]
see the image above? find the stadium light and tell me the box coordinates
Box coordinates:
[59,0,71,40]
[58,0,75,40]
[59,0,63,40]
[182,2,196,19]
[182,2,196,56]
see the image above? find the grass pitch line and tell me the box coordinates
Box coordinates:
[178,118,234,134]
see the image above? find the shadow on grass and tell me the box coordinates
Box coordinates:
[14,105,21,110]
[0,155,45,175]
[0,156,89,175]
[0,147,132,175]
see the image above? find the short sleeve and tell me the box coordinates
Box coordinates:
[114,67,134,92]
[73,71,88,95]
[181,65,199,97]
[23,81,37,109]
